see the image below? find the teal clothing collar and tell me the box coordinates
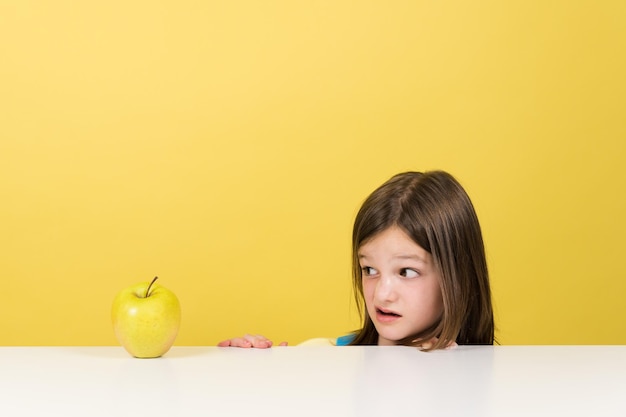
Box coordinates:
[336,334,355,346]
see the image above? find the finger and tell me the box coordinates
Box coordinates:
[228,337,253,348]
[243,334,272,348]
[278,341,288,346]
[217,340,232,347]
[420,340,434,350]
[415,337,437,350]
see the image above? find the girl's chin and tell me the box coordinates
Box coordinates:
[376,337,398,346]
[374,329,406,345]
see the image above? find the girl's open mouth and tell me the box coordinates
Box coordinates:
[377,308,400,316]
[376,307,401,322]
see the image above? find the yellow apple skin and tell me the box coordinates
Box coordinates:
[111,280,181,358]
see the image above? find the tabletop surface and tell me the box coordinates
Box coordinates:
[1,345,625,417]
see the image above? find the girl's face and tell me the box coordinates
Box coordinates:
[359,226,444,346]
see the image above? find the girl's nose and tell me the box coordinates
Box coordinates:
[374,274,398,303]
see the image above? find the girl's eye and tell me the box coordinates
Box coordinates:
[361,266,378,276]
[400,268,419,278]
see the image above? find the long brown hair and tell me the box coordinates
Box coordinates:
[350,171,494,349]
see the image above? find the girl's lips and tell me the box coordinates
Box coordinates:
[375,307,401,323]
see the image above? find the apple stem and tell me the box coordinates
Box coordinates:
[145,276,158,298]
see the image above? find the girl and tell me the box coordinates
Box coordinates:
[218,170,495,350]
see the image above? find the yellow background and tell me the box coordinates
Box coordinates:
[1,1,624,346]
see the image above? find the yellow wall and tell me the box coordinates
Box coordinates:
[1,1,624,346]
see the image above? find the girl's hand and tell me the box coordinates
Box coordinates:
[415,337,458,350]
[217,334,288,348]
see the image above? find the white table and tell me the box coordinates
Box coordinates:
[1,345,625,416]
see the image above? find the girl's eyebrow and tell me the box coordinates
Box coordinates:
[393,254,427,263]
[358,253,426,263]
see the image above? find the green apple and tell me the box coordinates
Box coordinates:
[112,276,181,358]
